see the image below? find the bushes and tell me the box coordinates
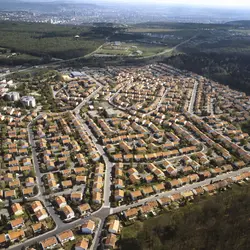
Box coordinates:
[121,185,250,250]
[164,52,250,95]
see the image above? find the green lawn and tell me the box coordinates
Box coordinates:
[97,48,130,56]
[128,43,170,57]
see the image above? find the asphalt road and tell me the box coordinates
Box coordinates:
[112,166,250,214]
[188,81,198,113]
[74,85,103,113]
[9,215,94,250]
[9,101,250,250]
[141,34,198,59]
[6,58,250,250]
[77,116,113,208]
[0,41,108,81]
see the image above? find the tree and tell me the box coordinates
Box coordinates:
[207,148,213,157]
[65,159,71,169]
[29,170,36,178]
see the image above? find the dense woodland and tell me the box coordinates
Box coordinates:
[164,52,250,94]
[0,22,107,62]
[120,184,250,250]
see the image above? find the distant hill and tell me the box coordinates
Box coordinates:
[0,1,98,12]
[226,20,250,27]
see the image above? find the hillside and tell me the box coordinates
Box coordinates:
[0,21,106,64]
[226,20,250,26]
[120,184,250,250]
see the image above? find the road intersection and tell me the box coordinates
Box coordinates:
[7,72,250,250]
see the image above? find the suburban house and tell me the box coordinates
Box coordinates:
[130,190,143,200]
[57,230,75,245]
[62,205,75,221]
[31,201,43,213]
[11,203,24,216]
[114,189,124,201]
[124,208,139,220]
[78,203,91,215]
[81,220,95,234]
[105,233,117,249]
[35,209,49,221]
[55,196,67,208]
[108,220,120,234]
[75,238,89,250]
[10,217,24,230]
[40,236,58,250]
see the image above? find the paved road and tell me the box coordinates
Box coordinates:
[210,98,214,116]
[146,87,170,115]
[89,218,102,250]
[76,114,113,208]
[9,215,96,250]
[73,86,103,113]
[27,120,43,194]
[85,44,105,58]
[141,34,198,59]
[91,207,111,250]
[73,113,113,249]
[73,74,104,114]
[7,59,250,250]
[83,123,114,207]
[0,41,108,81]
[188,81,198,113]
[27,117,64,228]
[111,166,250,214]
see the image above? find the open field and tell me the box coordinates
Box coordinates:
[131,43,170,57]
[95,42,169,57]
[127,28,179,33]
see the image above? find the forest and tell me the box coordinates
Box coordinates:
[2,20,250,97]
[120,184,250,250]
[164,52,250,94]
[0,21,107,62]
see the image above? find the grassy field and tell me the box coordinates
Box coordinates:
[132,43,170,57]
[96,42,169,57]
[128,28,179,33]
[128,27,197,37]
